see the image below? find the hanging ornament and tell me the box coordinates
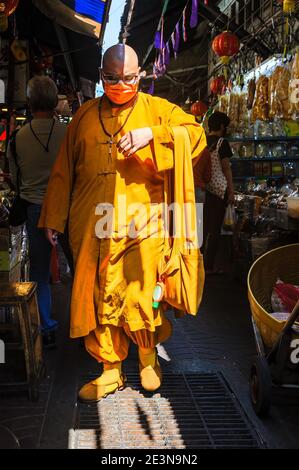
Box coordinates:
[190,0,198,28]
[279,0,296,58]
[164,42,170,65]
[0,0,19,17]
[147,81,155,95]
[174,22,180,52]
[212,31,240,64]
[154,31,165,50]
[227,79,233,91]
[190,101,208,116]
[182,7,187,42]
[210,76,226,95]
[153,51,166,77]
[282,0,296,14]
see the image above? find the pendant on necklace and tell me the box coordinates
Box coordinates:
[99,137,115,162]
[108,137,114,160]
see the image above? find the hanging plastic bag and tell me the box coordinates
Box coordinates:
[251,75,269,122]
[269,64,290,120]
[222,204,235,232]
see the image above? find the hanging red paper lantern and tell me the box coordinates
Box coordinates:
[0,0,19,17]
[212,31,240,64]
[190,101,208,116]
[210,76,226,95]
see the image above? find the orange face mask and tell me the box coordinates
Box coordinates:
[104,81,138,105]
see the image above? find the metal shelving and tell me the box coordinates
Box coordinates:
[227,136,299,142]
[232,157,299,162]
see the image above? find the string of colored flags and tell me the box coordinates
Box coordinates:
[148,0,208,93]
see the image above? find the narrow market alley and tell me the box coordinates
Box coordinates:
[0,0,299,454]
[1,271,298,449]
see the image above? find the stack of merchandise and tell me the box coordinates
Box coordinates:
[0,225,27,282]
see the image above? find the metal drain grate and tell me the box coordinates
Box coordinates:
[70,372,263,449]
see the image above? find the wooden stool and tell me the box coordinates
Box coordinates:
[0,282,44,401]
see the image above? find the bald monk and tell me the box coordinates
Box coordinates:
[39,44,207,402]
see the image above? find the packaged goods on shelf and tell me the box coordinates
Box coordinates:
[0,225,28,282]
[239,92,250,127]
[289,51,299,120]
[227,92,239,130]
[218,93,229,114]
[284,119,299,136]
[251,75,269,122]
[269,65,290,120]
[238,143,254,158]
[247,78,256,110]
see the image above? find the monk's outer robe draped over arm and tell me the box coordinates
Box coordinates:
[39,92,207,338]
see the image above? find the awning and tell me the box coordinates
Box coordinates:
[15,0,111,83]
[32,0,108,39]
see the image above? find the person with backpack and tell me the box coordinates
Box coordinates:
[203,111,235,274]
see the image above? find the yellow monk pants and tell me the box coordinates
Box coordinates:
[84,315,172,364]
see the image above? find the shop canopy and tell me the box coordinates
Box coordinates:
[33,0,108,39]
[15,0,111,83]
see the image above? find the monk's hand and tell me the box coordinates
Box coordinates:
[45,228,59,247]
[117,127,153,157]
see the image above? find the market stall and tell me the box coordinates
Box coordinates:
[211,50,299,278]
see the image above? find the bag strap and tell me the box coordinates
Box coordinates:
[213,137,225,175]
[9,130,20,193]
[215,137,224,154]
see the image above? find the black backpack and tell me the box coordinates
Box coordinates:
[8,131,28,226]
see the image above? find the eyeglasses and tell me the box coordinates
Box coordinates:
[101,72,139,85]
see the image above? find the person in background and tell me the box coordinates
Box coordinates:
[203,111,234,274]
[8,76,67,348]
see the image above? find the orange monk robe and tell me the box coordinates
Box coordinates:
[38,92,207,338]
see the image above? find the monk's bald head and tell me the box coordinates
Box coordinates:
[102,44,139,75]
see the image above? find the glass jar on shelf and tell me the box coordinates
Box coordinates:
[271,162,283,177]
[254,120,272,138]
[231,143,240,158]
[255,142,270,158]
[243,123,254,138]
[246,178,255,193]
[284,162,296,177]
[238,143,254,158]
[272,118,286,137]
[288,143,299,158]
[231,128,243,139]
[271,142,286,158]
